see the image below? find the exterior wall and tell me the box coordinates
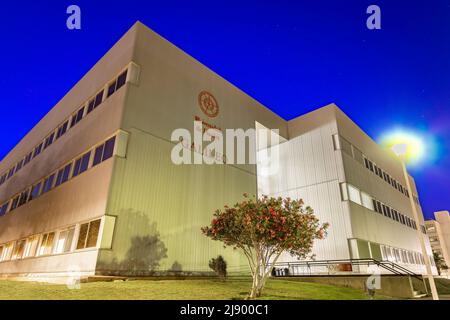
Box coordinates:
[0,21,136,277]
[426,211,450,273]
[96,22,289,275]
[259,107,352,262]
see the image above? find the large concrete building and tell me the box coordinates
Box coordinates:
[426,211,450,275]
[0,22,435,280]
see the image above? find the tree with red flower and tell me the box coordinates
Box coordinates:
[202,194,329,298]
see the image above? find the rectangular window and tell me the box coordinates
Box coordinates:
[348,184,362,205]
[73,152,91,177]
[0,174,6,185]
[55,227,75,254]
[33,143,43,158]
[56,121,69,139]
[55,163,72,187]
[361,192,374,210]
[11,240,26,260]
[94,90,104,108]
[23,236,39,258]
[77,219,101,250]
[368,161,374,172]
[70,107,85,128]
[15,159,24,173]
[116,70,127,90]
[24,152,32,166]
[29,182,42,201]
[42,174,55,194]
[18,189,30,207]
[10,196,19,211]
[0,243,13,262]
[0,202,8,216]
[37,233,55,256]
[7,167,15,179]
[93,144,104,166]
[44,132,55,149]
[102,137,116,161]
[87,99,95,114]
[107,81,116,97]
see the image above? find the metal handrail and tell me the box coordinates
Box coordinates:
[270,258,423,281]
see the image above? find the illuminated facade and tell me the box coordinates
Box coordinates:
[425,211,450,274]
[0,22,435,280]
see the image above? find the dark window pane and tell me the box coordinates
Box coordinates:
[102,137,116,161]
[94,91,104,108]
[11,197,19,210]
[107,82,116,97]
[87,99,95,114]
[80,152,91,174]
[86,220,101,248]
[29,182,42,200]
[55,169,64,187]
[76,107,84,122]
[73,158,82,177]
[0,203,8,216]
[61,164,72,183]
[93,145,104,167]
[76,223,89,249]
[42,174,54,193]
[116,70,127,90]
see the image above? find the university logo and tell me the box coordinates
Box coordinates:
[198,91,219,118]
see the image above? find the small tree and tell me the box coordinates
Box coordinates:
[433,251,448,276]
[202,194,329,298]
[209,255,227,280]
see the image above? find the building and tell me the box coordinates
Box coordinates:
[0,22,436,280]
[426,211,450,274]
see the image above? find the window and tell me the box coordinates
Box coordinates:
[93,137,116,166]
[37,232,55,256]
[348,184,362,205]
[33,143,43,158]
[23,152,32,166]
[73,152,91,177]
[361,192,374,210]
[77,219,101,250]
[0,173,6,185]
[116,70,127,90]
[368,160,374,172]
[88,91,104,113]
[70,107,85,128]
[44,132,55,149]
[11,240,26,260]
[55,228,75,254]
[7,167,15,179]
[56,121,69,139]
[18,189,30,207]
[55,163,72,187]
[0,202,8,216]
[15,159,24,173]
[29,182,42,201]
[42,174,55,194]
[10,196,19,211]
[23,236,39,258]
[107,81,116,97]
[0,243,13,262]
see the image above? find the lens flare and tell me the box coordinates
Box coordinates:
[378,128,437,167]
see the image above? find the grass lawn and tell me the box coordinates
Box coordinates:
[0,278,392,300]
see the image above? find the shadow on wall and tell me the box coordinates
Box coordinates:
[97,209,169,276]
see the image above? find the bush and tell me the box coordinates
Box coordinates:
[209,256,227,280]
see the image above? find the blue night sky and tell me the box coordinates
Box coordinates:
[0,1,448,219]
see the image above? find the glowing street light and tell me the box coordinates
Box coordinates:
[392,143,439,300]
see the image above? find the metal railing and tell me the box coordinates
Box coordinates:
[270,258,423,281]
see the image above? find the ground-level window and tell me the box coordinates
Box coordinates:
[23,236,39,258]
[76,219,101,250]
[55,227,75,254]
[37,232,55,256]
[0,243,13,262]
[11,240,26,260]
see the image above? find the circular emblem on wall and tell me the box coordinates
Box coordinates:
[198,91,219,118]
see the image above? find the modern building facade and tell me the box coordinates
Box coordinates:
[426,211,450,274]
[0,22,436,280]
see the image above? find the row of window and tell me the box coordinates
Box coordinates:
[332,134,419,203]
[0,69,128,187]
[380,245,435,266]
[341,183,426,234]
[0,136,116,217]
[0,219,101,263]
